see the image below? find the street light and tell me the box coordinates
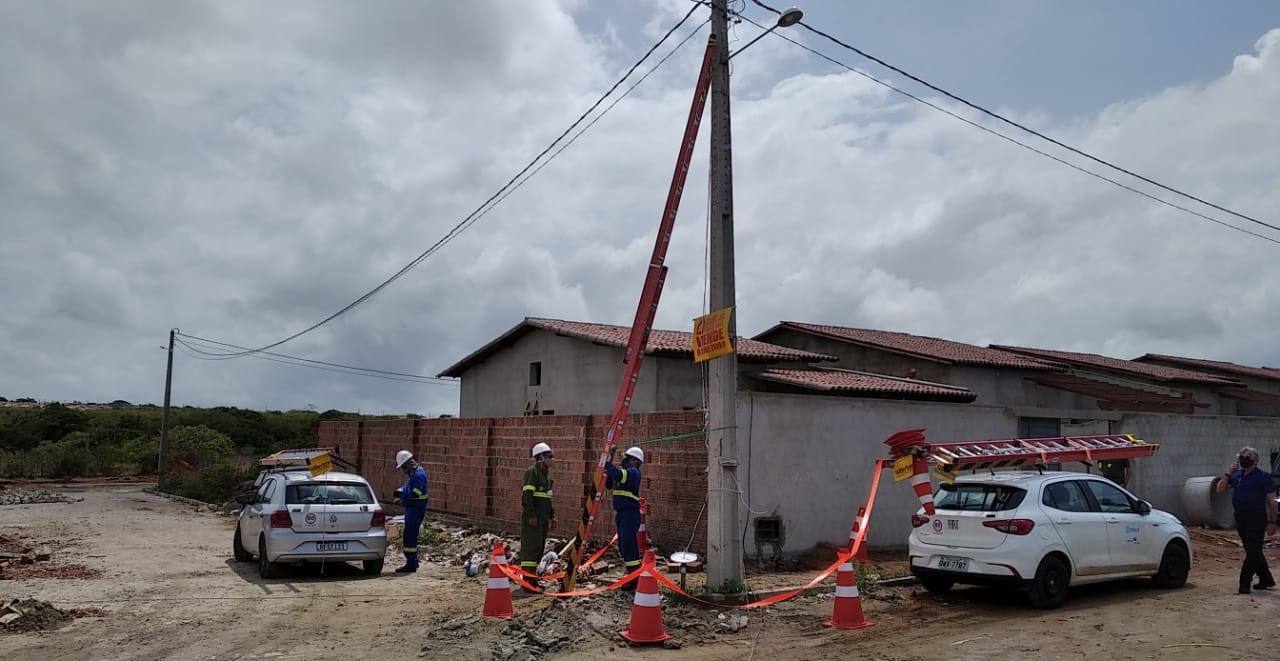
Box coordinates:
[729,6,803,59]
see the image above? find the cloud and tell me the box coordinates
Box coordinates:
[2,2,1278,414]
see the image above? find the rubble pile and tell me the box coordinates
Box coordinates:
[0,535,102,580]
[418,522,624,586]
[0,488,78,506]
[0,598,73,634]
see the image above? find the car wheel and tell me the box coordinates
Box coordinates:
[232,524,253,562]
[1152,543,1189,589]
[1027,555,1070,609]
[258,536,279,579]
[363,559,384,576]
[918,575,954,595]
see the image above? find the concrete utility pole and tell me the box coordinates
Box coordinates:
[158,328,175,480]
[706,0,743,592]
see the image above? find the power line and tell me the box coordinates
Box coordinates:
[201,3,706,359]
[174,335,457,386]
[737,9,1280,245]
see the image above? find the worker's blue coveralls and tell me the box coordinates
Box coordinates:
[397,464,429,570]
[604,459,642,587]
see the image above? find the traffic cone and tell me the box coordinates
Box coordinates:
[619,549,671,644]
[823,558,873,630]
[637,497,651,551]
[482,541,514,619]
[846,506,869,563]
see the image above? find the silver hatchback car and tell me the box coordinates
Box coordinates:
[233,469,388,578]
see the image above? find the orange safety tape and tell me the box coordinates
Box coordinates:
[649,459,888,610]
[497,559,647,597]
[508,534,619,581]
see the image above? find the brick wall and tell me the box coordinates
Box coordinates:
[319,410,708,552]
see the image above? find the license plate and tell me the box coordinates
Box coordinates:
[316,541,347,552]
[937,555,969,571]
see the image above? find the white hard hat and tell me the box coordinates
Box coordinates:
[395,450,413,468]
[624,447,644,463]
[532,442,553,458]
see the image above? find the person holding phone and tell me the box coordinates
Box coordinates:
[1215,446,1278,594]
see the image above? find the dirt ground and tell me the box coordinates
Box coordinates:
[1,483,1277,661]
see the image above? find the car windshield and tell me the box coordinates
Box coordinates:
[935,483,1026,511]
[286,482,375,505]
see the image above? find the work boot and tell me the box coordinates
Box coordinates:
[521,578,541,594]
[1254,580,1276,590]
[620,579,638,592]
[395,564,417,574]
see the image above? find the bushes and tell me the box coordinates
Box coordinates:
[159,461,258,505]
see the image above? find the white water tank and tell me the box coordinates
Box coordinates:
[1180,476,1234,529]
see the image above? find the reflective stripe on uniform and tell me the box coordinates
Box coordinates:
[404,546,417,552]
[533,492,551,498]
[412,488,426,497]
[617,469,628,485]
[624,559,642,568]
[522,485,536,492]
[633,590,660,607]
[521,561,537,568]
[612,489,639,501]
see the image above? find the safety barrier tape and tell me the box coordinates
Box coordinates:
[507,534,619,581]
[495,459,888,608]
[498,559,649,597]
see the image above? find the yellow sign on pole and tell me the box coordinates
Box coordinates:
[692,307,735,363]
[893,454,915,482]
[308,452,333,477]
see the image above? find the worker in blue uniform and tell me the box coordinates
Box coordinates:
[604,445,645,591]
[393,449,429,573]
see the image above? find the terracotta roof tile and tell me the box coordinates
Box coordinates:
[762,322,1062,371]
[1135,353,1280,384]
[439,318,836,377]
[1028,373,1206,414]
[995,346,1238,385]
[751,368,977,402]
[526,318,835,362]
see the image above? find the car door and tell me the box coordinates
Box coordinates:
[1081,479,1158,572]
[243,477,276,544]
[1041,480,1111,575]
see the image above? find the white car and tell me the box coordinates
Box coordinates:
[233,469,388,578]
[909,471,1191,609]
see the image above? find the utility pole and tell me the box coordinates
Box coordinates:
[158,328,175,480]
[706,0,743,592]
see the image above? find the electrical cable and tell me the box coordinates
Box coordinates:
[174,336,456,386]
[735,11,1280,245]
[197,3,706,359]
[749,0,1279,236]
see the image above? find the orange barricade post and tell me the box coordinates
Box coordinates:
[637,497,651,551]
[847,506,869,563]
[823,556,873,630]
[483,541,515,618]
[619,550,672,644]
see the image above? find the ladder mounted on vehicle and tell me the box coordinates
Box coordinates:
[885,428,1159,483]
[259,448,354,476]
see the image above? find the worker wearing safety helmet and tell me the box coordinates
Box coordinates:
[604,445,645,591]
[393,450,428,573]
[519,442,556,590]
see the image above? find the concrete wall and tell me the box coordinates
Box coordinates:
[1113,413,1280,518]
[457,329,705,417]
[736,392,1018,559]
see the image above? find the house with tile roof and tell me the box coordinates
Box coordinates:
[437,317,843,417]
[1133,353,1280,415]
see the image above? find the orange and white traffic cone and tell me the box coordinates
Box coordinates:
[823,557,873,630]
[846,506,869,563]
[637,497,651,551]
[482,541,514,619]
[619,549,671,644]
[910,457,935,515]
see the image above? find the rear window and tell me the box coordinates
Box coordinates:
[935,483,1026,512]
[286,482,375,505]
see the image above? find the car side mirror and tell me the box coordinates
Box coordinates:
[235,493,256,505]
[1136,500,1151,516]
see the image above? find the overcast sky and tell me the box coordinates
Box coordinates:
[3,0,1279,415]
